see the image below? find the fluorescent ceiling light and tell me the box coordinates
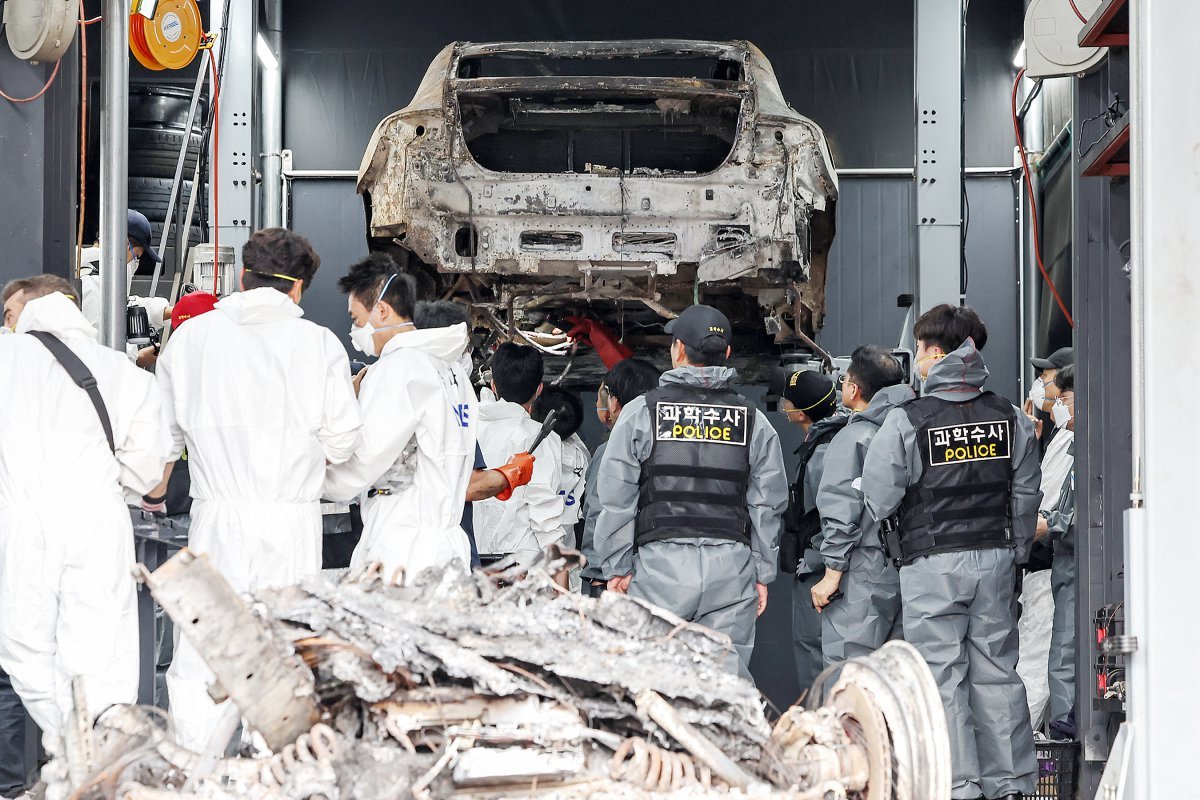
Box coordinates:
[256,34,279,70]
[1013,41,1027,69]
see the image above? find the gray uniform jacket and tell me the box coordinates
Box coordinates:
[579,440,607,580]
[593,366,789,583]
[860,341,1042,563]
[1047,440,1076,552]
[817,384,916,572]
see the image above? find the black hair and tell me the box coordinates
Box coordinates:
[682,338,729,368]
[335,252,416,320]
[532,385,584,439]
[413,300,468,329]
[241,228,321,292]
[847,345,906,401]
[606,358,661,407]
[913,304,988,353]
[491,342,544,405]
[1054,364,1075,393]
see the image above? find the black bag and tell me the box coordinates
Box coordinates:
[29,331,115,453]
[779,418,847,573]
[164,455,192,515]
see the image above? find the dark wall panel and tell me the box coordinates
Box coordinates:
[282,0,1023,173]
[1,43,77,285]
[817,175,1019,401]
[964,175,1021,401]
[1,52,50,282]
[965,0,1025,167]
[282,0,917,171]
[818,177,915,357]
[287,180,369,339]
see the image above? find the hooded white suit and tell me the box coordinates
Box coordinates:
[157,287,361,749]
[323,323,476,577]
[474,398,565,564]
[0,293,170,751]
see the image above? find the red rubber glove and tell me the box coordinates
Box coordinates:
[494,452,536,501]
[564,316,632,370]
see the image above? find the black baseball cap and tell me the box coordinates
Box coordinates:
[1031,346,1073,371]
[782,370,837,417]
[664,304,733,350]
[127,209,162,264]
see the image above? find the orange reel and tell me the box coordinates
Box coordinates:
[129,0,202,71]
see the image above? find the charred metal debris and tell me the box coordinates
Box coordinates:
[49,548,950,800]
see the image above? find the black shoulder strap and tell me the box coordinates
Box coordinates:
[795,417,847,473]
[29,331,116,454]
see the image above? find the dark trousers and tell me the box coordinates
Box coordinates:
[0,665,27,797]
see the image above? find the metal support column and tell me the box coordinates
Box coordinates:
[914,0,965,311]
[1018,78,1044,394]
[1071,72,1131,797]
[259,0,283,228]
[99,0,130,349]
[1125,0,1200,796]
[209,0,257,264]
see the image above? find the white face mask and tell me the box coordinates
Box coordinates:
[349,274,413,357]
[1028,377,1046,410]
[350,320,413,357]
[1051,399,1072,429]
[0,326,11,335]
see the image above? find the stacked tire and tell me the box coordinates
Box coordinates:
[127,86,208,273]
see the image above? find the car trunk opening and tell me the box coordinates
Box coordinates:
[457,89,744,175]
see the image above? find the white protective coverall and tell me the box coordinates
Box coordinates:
[557,432,590,548]
[157,287,361,750]
[323,323,476,577]
[79,246,171,335]
[0,293,170,751]
[1038,427,1074,516]
[474,399,565,564]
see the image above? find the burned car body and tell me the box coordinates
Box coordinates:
[359,40,839,375]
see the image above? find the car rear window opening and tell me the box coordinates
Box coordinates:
[458,92,743,174]
[456,54,744,81]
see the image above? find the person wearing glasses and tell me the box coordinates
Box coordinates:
[810,346,912,664]
[578,359,660,595]
[777,368,843,691]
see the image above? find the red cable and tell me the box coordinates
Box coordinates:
[1011,68,1075,329]
[209,54,220,293]
[0,59,60,103]
[82,15,102,25]
[1068,0,1089,23]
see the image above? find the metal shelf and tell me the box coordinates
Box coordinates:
[1080,111,1131,177]
[1079,0,1129,48]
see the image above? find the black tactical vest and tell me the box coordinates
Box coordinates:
[780,416,847,573]
[636,383,755,547]
[897,392,1016,562]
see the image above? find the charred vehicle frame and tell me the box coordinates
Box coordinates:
[358,40,840,380]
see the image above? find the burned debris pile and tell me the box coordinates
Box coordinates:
[52,551,950,800]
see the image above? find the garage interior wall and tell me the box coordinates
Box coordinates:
[282,0,1023,368]
[0,42,78,285]
[280,0,1026,709]
[0,0,1028,713]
